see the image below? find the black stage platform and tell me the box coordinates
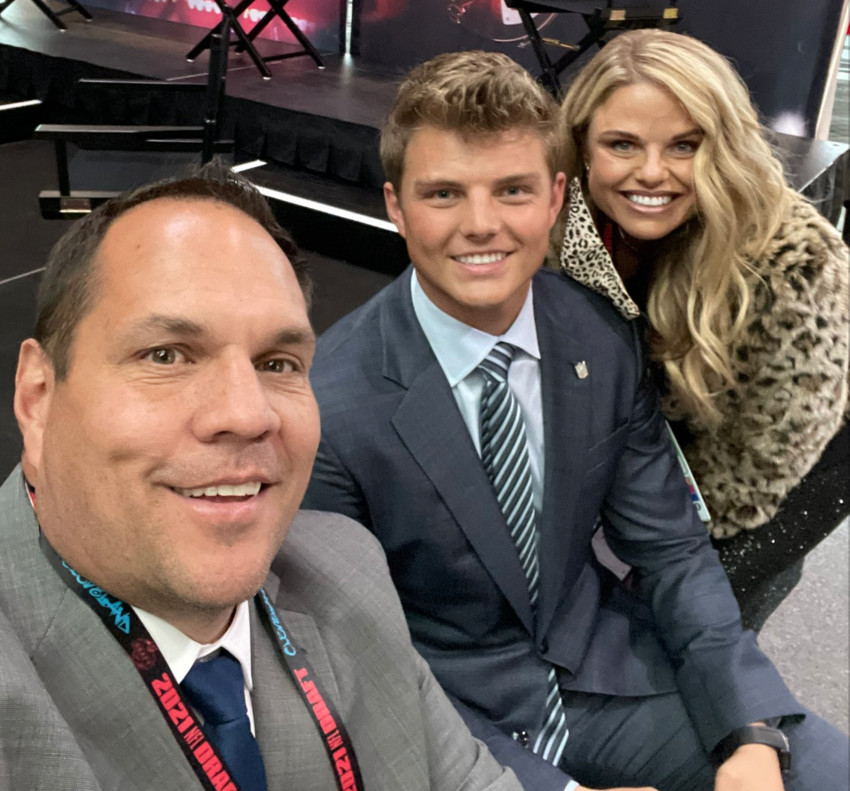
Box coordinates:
[1,0,847,269]
[3,1,849,196]
[0,0,401,188]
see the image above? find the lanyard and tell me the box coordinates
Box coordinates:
[32,486,364,791]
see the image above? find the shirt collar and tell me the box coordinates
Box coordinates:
[410,270,540,387]
[134,599,254,690]
[21,474,254,690]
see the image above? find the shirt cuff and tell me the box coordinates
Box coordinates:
[565,781,581,791]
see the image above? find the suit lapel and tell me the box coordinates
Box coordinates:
[252,575,339,789]
[1,473,198,789]
[27,561,202,789]
[380,271,534,633]
[534,284,594,637]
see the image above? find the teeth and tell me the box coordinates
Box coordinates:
[174,482,262,498]
[627,194,672,207]
[455,252,505,265]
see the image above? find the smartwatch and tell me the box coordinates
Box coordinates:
[719,725,792,771]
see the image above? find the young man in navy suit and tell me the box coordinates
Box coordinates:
[303,51,849,791]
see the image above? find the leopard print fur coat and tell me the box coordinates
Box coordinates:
[555,179,849,538]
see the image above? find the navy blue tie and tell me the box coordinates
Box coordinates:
[181,652,268,791]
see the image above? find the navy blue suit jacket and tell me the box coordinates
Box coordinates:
[304,267,798,788]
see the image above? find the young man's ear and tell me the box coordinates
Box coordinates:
[548,172,567,229]
[383,182,407,239]
[14,339,55,481]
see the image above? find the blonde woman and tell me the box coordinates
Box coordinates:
[556,28,849,628]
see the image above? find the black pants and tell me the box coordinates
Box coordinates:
[713,422,850,631]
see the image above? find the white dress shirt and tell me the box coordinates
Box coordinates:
[134,599,256,733]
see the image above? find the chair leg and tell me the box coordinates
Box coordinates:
[54,140,71,196]
[186,19,222,61]
[64,0,92,21]
[266,0,325,67]
[30,0,68,30]
[227,10,272,78]
[235,7,274,49]
[513,7,559,95]
[187,0,252,62]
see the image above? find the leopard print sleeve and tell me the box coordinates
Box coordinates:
[677,197,849,538]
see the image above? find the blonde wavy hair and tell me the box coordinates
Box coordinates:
[561,29,793,425]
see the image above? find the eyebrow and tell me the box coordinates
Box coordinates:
[597,128,703,140]
[412,178,462,193]
[126,315,205,338]
[494,172,544,186]
[412,172,543,192]
[122,315,316,347]
[271,327,316,347]
[672,128,703,140]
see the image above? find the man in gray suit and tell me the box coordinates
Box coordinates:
[0,165,520,791]
[303,51,850,791]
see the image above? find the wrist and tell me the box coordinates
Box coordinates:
[731,742,781,762]
[717,725,791,771]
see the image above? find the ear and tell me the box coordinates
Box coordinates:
[14,339,55,481]
[548,171,568,229]
[383,181,407,239]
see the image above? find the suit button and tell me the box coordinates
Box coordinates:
[513,730,530,747]
[538,639,549,655]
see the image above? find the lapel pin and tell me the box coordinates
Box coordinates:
[574,361,589,380]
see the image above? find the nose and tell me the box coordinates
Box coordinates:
[460,192,500,239]
[192,354,280,442]
[635,148,667,185]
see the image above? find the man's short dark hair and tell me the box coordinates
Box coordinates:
[35,160,310,380]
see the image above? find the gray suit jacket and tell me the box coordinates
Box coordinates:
[304,267,801,788]
[0,466,520,791]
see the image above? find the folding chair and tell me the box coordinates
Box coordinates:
[185,0,325,81]
[0,0,92,31]
[504,0,680,96]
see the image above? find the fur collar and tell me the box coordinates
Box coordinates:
[558,178,640,320]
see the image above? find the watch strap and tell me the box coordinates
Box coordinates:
[719,725,792,771]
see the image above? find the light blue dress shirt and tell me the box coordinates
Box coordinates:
[410,273,546,523]
[411,272,579,791]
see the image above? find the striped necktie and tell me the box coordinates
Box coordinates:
[478,341,569,767]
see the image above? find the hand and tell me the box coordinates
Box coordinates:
[714,743,784,790]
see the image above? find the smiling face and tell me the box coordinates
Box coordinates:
[384,125,565,335]
[584,81,702,242]
[15,198,319,641]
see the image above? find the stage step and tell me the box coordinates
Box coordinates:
[35,146,406,276]
[246,160,407,277]
[0,96,43,144]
